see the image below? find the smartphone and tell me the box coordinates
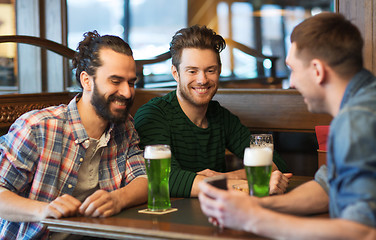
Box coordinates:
[204,175,228,190]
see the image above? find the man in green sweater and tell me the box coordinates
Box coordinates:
[134,25,291,197]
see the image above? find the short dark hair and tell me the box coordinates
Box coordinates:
[72,30,133,87]
[291,12,363,78]
[169,25,226,71]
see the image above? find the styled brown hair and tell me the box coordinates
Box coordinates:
[72,30,133,88]
[169,25,226,71]
[291,12,363,78]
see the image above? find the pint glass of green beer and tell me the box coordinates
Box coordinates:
[144,145,171,211]
[244,134,273,197]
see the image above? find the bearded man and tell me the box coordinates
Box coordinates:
[0,31,147,239]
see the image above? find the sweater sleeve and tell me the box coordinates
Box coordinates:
[134,100,196,197]
[221,105,251,159]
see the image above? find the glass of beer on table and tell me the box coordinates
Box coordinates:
[144,145,171,211]
[244,134,273,197]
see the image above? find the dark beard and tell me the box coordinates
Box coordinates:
[91,83,133,124]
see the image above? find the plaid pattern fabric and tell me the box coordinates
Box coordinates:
[0,95,146,239]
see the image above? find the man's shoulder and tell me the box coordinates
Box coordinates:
[333,83,376,133]
[208,99,234,116]
[346,81,376,113]
[136,91,176,115]
[149,91,175,105]
[17,104,69,127]
[208,99,223,109]
[345,70,376,108]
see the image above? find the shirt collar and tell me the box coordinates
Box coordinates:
[66,94,114,147]
[67,93,89,146]
[340,69,375,109]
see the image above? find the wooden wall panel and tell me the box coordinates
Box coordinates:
[0,89,332,133]
[130,88,332,133]
[337,0,376,74]
[212,89,332,132]
[0,92,75,130]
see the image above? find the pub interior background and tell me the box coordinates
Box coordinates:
[0,0,375,176]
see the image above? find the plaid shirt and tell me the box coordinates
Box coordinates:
[0,95,146,239]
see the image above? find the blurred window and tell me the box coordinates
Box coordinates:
[67,0,187,88]
[217,1,333,88]
[0,0,334,92]
[0,1,16,94]
[67,0,126,49]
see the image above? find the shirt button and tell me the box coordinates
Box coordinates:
[79,158,84,162]
[68,184,73,189]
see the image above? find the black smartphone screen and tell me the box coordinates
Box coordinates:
[204,175,228,190]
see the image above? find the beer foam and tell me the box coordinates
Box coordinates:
[243,147,273,166]
[144,148,171,159]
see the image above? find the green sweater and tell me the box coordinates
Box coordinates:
[134,91,285,197]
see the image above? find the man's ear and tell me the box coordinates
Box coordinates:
[311,59,326,85]
[80,71,92,91]
[171,65,179,83]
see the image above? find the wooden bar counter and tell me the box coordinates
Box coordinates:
[42,176,327,240]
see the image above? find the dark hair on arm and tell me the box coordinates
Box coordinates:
[169,25,226,71]
[72,30,133,88]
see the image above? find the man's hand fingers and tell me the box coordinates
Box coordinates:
[46,194,81,218]
[269,171,291,195]
[284,173,293,179]
[80,190,119,217]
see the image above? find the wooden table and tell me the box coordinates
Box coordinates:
[42,176,325,240]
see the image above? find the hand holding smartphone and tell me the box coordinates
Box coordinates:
[203,175,228,190]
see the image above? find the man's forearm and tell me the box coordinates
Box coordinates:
[225,169,246,179]
[259,180,329,215]
[0,187,48,222]
[111,177,148,209]
[191,174,207,197]
[247,206,375,240]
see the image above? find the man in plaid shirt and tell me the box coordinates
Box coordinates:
[0,31,148,239]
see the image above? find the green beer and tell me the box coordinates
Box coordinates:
[144,145,171,211]
[245,165,272,197]
[244,144,273,197]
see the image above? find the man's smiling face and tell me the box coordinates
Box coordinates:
[173,48,220,107]
[89,48,137,124]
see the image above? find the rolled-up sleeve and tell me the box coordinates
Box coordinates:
[124,121,147,183]
[314,165,330,194]
[0,116,39,194]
